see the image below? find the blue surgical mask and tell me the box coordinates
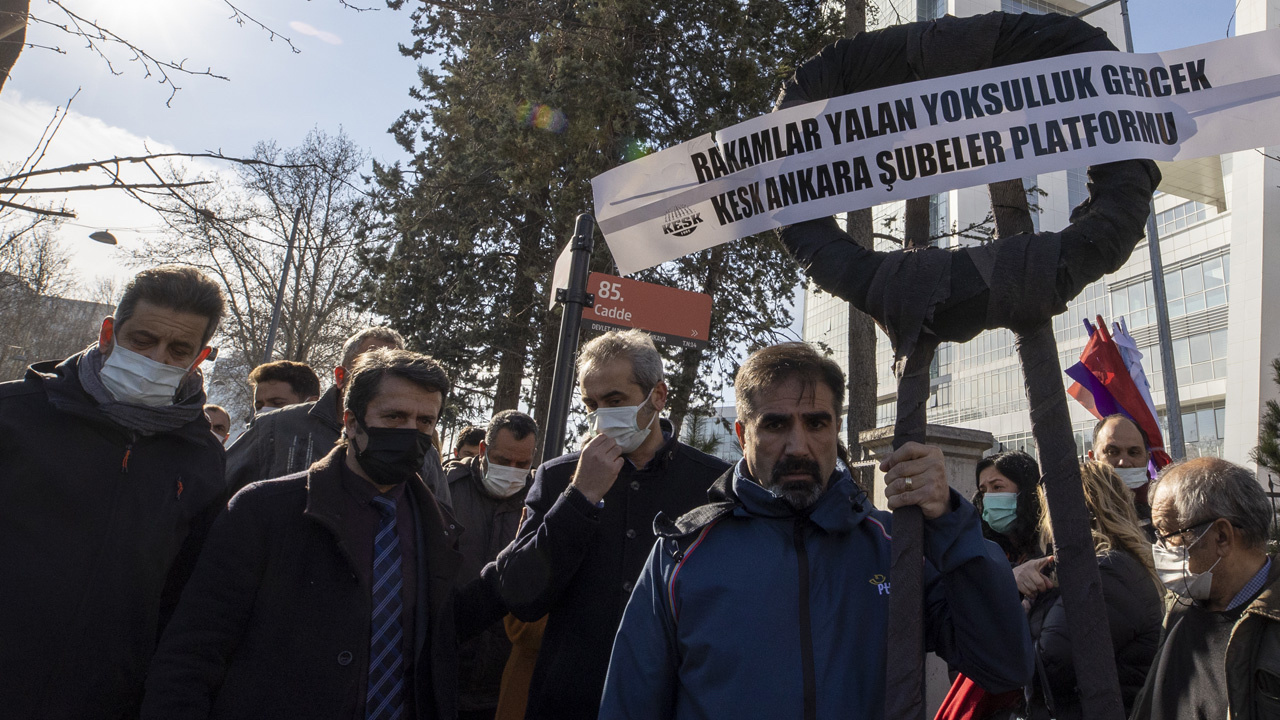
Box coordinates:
[982,492,1019,535]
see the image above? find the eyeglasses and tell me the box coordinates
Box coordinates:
[1153,519,1216,551]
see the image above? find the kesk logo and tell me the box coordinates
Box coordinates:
[662,205,703,237]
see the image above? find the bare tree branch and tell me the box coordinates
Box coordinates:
[1,180,210,194]
[0,198,74,216]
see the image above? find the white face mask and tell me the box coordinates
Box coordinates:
[1114,466,1151,490]
[586,390,656,454]
[99,342,192,407]
[481,455,529,498]
[1152,528,1221,600]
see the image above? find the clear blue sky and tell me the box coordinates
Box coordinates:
[0,0,1244,286]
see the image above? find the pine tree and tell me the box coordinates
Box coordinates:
[1252,358,1280,478]
[359,0,842,431]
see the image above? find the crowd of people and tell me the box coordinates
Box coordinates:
[1,263,1278,720]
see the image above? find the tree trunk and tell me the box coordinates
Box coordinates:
[903,196,932,249]
[991,177,1126,720]
[665,245,728,438]
[531,312,559,462]
[494,205,548,411]
[845,208,877,487]
[843,0,876,487]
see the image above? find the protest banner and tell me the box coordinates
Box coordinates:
[592,29,1280,275]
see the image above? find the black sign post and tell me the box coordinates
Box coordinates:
[540,213,596,462]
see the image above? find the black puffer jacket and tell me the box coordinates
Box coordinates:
[1025,550,1164,719]
[0,354,226,720]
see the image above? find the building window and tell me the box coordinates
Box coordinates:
[1172,328,1229,384]
[1002,0,1068,14]
[1053,279,1108,344]
[930,193,951,247]
[917,0,946,20]
[877,400,896,428]
[1110,253,1230,329]
[1067,167,1088,212]
[1155,200,1208,237]
[1164,254,1229,319]
[1160,400,1227,459]
[1109,279,1157,329]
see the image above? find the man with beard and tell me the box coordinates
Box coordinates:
[599,342,1032,720]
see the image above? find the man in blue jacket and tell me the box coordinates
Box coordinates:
[600,342,1032,720]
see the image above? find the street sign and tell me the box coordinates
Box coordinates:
[584,272,712,350]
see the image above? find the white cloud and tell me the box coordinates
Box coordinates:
[289,20,343,46]
[0,91,228,293]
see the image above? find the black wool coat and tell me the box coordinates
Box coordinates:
[141,446,506,720]
[492,431,729,720]
[0,354,227,720]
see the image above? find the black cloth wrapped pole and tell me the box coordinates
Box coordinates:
[775,12,1159,720]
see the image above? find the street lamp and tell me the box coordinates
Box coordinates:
[89,230,117,245]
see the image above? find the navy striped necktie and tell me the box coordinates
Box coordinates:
[367,495,405,720]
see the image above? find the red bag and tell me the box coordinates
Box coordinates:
[934,673,1022,720]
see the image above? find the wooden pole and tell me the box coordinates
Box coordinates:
[989,178,1125,720]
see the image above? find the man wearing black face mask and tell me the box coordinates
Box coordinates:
[143,349,506,720]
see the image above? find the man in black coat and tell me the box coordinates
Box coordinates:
[445,410,539,720]
[143,348,505,720]
[493,329,729,720]
[0,265,228,720]
[225,325,452,508]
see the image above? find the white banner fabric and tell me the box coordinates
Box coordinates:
[591,29,1280,275]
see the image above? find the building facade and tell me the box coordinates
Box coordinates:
[802,0,1279,474]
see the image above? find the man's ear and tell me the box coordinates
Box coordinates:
[478,440,488,457]
[334,366,346,388]
[98,317,115,350]
[1086,449,1096,460]
[342,409,359,439]
[650,381,669,412]
[734,421,746,449]
[1213,518,1237,557]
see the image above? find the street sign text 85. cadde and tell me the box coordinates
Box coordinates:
[585,272,712,350]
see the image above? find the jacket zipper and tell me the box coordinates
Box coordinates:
[793,517,817,720]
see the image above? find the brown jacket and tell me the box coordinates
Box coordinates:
[1227,558,1280,719]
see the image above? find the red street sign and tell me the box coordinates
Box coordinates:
[584,272,712,350]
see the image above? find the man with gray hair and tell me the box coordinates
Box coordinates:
[225,326,451,507]
[492,329,729,720]
[1132,456,1280,720]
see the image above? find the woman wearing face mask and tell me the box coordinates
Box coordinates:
[974,451,1043,565]
[1017,461,1164,720]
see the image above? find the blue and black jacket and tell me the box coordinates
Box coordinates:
[600,460,1033,720]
